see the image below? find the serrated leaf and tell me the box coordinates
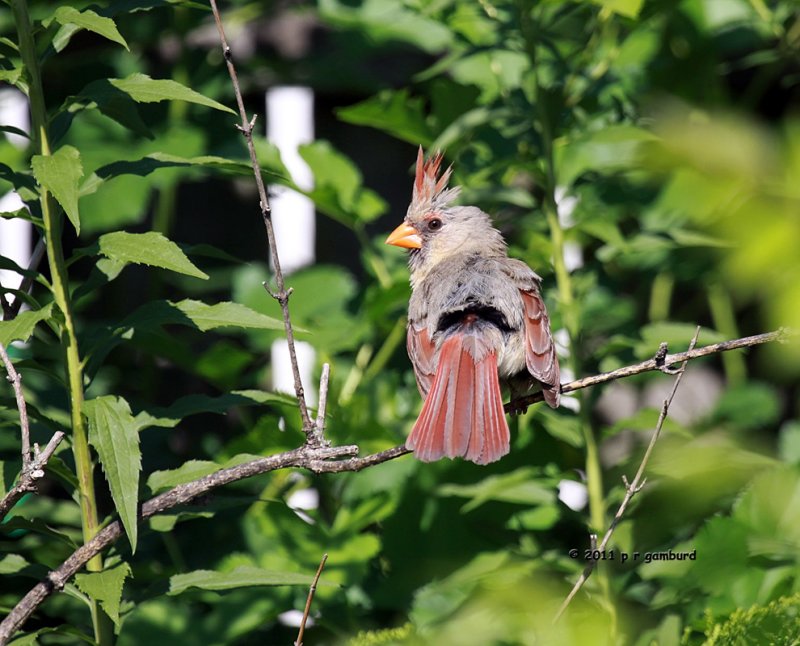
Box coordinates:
[97,231,209,279]
[74,562,131,627]
[109,73,234,114]
[31,145,83,234]
[52,7,129,51]
[168,566,331,595]
[0,303,54,345]
[175,300,284,331]
[85,396,141,552]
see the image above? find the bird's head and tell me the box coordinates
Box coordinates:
[386,148,504,280]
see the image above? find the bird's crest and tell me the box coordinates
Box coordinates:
[410,146,461,215]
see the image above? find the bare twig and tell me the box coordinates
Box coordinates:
[310,363,331,447]
[507,328,790,413]
[0,328,786,642]
[554,327,702,622]
[207,0,313,433]
[0,431,65,523]
[295,553,328,646]
[0,342,31,470]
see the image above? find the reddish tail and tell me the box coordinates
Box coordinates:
[406,332,509,465]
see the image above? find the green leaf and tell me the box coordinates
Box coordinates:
[299,140,387,225]
[168,566,332,595]
[97,231,209,279]
[52,7,130,52]
[438,467,555,512]
[74,562,131,627]
[336,89,432,146]
[556,125,658,187]
[778,421,800,465]
[319,0,452,53]
[0,554,29,575]
[109,73,234,114]
[89,152,282,186]
[587,0,644,19]
[31,145,83,234]
[147,460,219,493]
[174,300,284,332]
[712,382,781,431]
[635,323,725,360]
[85,396,142,553]
[0,303,54,345]
[147,454,261,493]
[137,390,295,432]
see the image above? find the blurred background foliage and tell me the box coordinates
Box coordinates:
[1,0,799,644]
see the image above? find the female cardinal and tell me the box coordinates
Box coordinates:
[386,148,560,465]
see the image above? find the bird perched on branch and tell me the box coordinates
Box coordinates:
[386,148,560,465]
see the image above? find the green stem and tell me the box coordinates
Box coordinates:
[521,0,614,631]
[12,2,112,642]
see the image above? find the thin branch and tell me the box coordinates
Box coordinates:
[0,328,787,642]
[554,327,702,622]
[506,328,791,413]
[295,553,328,646]
[309,363,331,447]
[207,0,312,433]
[0,430,65,523]
[0,342,31,470]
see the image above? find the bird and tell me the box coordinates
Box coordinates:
[385,148,561,465]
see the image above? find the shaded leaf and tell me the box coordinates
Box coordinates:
[31,145,83,234]
[85,396,142,552]
[75,562,132,627]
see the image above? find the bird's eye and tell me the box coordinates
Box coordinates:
[427,218,442,231]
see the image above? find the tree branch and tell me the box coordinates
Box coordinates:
[207,0,313,434]
[0,342,66,523]
[0,328,788,642]
[554,328,701,622]
[0,342,31,470]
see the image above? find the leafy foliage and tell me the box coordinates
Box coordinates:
[0,0,798,644]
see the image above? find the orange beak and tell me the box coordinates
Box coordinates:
[385,222,422,249]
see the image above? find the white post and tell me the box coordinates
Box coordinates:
[0,88,32,319]
[265,86,317,404]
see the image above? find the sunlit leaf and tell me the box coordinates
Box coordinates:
[97,231,209,279]
[52,7,130,52]
[0,303,54,345]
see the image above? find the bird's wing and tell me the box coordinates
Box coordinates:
[407,322,437,397]
[503,259,561,407]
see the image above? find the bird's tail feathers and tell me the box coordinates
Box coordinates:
[406,331,509,465]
